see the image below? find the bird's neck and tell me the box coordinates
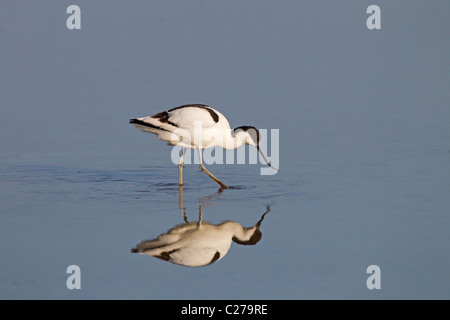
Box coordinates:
[222,222,249,238]
[231,225,259,245]
[223,130,246,150]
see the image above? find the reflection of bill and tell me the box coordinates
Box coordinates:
[131,206,270,267]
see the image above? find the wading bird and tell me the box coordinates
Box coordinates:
[131,203,271,267]
[129,104,274,188]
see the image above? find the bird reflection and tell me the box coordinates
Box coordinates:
[131,187,270,267]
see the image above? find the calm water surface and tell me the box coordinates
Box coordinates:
[1,1,449,299]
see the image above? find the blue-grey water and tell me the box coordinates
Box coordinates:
[1,1,449,299]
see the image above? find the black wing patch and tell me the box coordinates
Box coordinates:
[168,104,219,123]
[150,111,178,127]
[208,251,221,265]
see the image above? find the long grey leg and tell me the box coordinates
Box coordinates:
[178,148,186,186]
[197,149,228,188]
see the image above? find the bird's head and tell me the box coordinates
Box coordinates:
[233,126,260,148]
[231,205,270,245]
[232,226,262,245]
[233,126,277,171]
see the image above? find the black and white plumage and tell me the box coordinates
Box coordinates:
[131,206,270,267]
[129,104,273,188]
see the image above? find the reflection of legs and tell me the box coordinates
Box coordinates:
[179,185,188,223]
[199,188,224,207]
[179,186,203,225]
[178,148,186,186]
[198,206,203,226]
[198,149,229,189]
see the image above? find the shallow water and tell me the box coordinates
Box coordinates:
[1,143,449,299]
[1,1,449,299]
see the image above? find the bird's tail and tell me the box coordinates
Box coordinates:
[129,118,168,134]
